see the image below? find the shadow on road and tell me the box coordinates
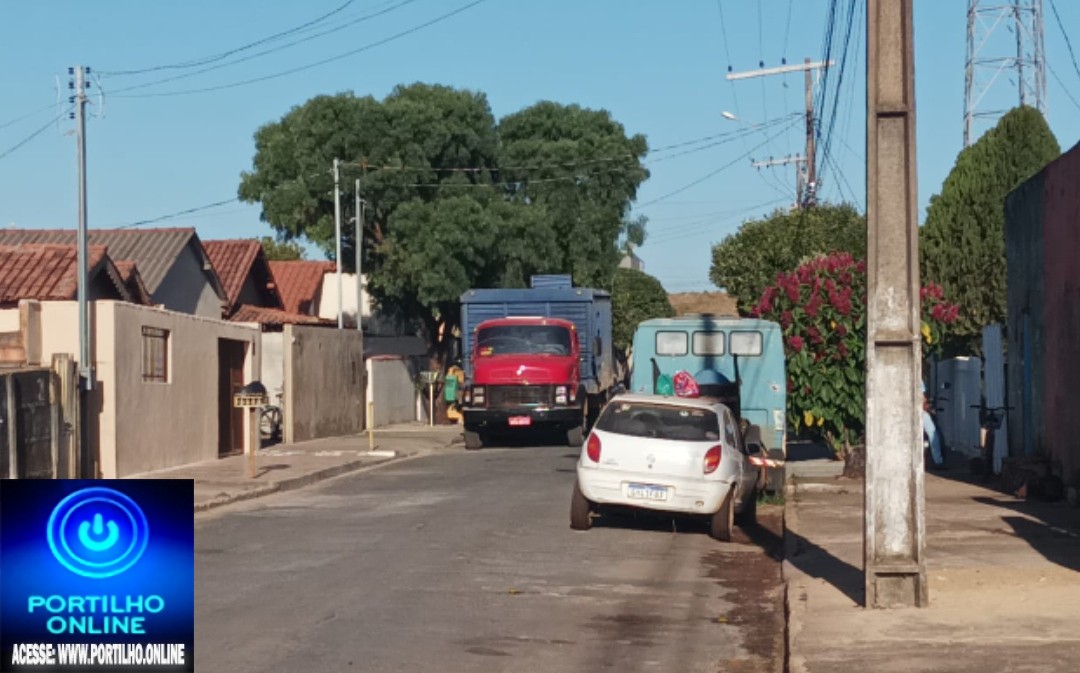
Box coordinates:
[785,529,865,605]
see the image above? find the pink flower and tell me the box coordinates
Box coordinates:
[788,335,805,352]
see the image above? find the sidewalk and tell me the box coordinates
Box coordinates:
[784,468,1080,672]
[128,424,462,512]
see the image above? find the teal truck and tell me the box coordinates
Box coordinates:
[629,315,787,491]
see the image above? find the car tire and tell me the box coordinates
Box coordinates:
[566,425,585,447]
[735,487,757,527]
[710,490,735,542]
[570,481,593,530]
[464,430,483,451]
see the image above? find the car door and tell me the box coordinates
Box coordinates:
[722,408,755,497]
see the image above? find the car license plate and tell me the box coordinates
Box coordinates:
[508,416,532,427]
[626,483,668,501]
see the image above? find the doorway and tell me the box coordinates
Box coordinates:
[218,339,247,457]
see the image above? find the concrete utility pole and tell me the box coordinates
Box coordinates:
[865,0,928,608]
[333,158,343,329]
[355,179,362,333]
[726,58,832,207]
[72,66,93,391]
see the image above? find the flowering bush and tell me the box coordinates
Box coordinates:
[749,252,959,454]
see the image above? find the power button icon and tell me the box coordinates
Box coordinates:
[47,487,149,579]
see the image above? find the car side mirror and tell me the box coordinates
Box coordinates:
[746,441,763,456]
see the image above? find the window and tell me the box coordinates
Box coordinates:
[730,331,763,356]
[596,401,719,442]
[655,331,688,356]
[475,325,572,357]
[722,409,739,448]
[142,326,170,382]
[692,331,725,355]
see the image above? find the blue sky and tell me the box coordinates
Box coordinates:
[1,1,1078,293]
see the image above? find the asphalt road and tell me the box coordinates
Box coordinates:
[194,443,785,673]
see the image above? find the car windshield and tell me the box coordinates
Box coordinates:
[595,401,720,442]
[476,325,572,356]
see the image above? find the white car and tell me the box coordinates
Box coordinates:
[571,393,763,541]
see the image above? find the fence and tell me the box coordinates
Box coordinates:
[0,357,79,479]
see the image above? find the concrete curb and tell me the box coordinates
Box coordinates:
[782,481,804,673]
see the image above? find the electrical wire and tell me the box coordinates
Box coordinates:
[0,102,59,132]
[111,0,486,99]
[0,109,72,162]
[99,0,364,76]
[115,199,241,229]
[636,117,802,208]
[1049,0,1080,83]
[106,0,420,95]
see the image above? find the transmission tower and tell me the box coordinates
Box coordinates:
[964,0,1047,147]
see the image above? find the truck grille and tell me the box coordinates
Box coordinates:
[487,385,553,408]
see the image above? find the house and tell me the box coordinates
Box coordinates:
[0,228,227,318]
[203,239,284,318]
[0,244,148,308]
[269,260,336,316]
[1004,139,1080,491]
[619,248,645,272]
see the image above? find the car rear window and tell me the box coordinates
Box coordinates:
[595,401,719,442]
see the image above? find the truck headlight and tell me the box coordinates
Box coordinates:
[555,385,567,404]
[473,386,485,404]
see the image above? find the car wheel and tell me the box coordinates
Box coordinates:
[464,430,483,450]
[710,490,735,541]
[566,425,584,447]
[570,481,593,530]
[735,486,758,527]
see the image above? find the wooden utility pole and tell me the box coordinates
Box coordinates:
[726,58,832,207]
[865,0,928,608]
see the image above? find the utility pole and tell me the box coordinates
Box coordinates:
[751,155,807,208]
[804,57,818,206]
[72,66,93,392]
[333,158,343,329]
[865,0,927,608]
[726,58,832,207]
[360,179,369,334]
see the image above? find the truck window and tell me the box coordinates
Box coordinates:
[596,401,719,442]
[655,331,688,356]
[476,325,572,356]
[730,331,763,356]
[692,331,725,355]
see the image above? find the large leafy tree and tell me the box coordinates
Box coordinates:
[610,267,675,355]
[709,203,865,313]
[260,236,306,261]
[498,102,650,288]
[921,105,1059,354]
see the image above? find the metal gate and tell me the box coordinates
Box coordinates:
[0,369,60,479]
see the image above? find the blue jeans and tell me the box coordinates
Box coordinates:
[922,410,943,466]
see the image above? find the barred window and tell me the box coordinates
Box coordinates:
[141,327,170,383]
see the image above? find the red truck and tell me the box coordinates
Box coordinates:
[459,277,614,449]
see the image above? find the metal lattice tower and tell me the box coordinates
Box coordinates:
[964,0,1047,147]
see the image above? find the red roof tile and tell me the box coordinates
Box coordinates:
[113,260,153,305]
[229,304,328,327]
[203,240,261,307]
[268,261,334,315]
[0,244,115,303]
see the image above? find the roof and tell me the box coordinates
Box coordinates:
[229,304,328,327]
[203,239,282,311]
[0,244,130,303]
[113,260,152,305]
[268,260,334,315]
[0,228,225,299]
[608,392,730,412]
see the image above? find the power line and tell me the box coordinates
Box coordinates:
[1048,0,1080,87]
[112,0,486,99]
[0,102,59,132]
[106,0,420,95]
[0,109,71,162]
[636,118,801,207]
[115,199,240,229]
[99,0,363,76]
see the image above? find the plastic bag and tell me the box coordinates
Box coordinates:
[673,370,701,398]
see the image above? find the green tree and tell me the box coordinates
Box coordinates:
[921,105,1060,354]
[610,267,675,355]
[709,203,865,313]
[259,236,306,261]
[498,102,650,288]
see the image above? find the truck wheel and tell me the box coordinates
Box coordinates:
[464,430,483,450]
[566,425,584,447]
[710,490,735,542]
[570,481,593,530]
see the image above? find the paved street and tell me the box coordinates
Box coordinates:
[194,443,785,673]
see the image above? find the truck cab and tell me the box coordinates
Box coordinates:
[463,317,587,448]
